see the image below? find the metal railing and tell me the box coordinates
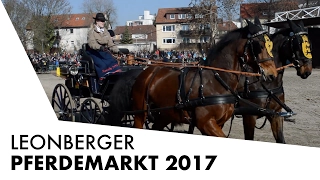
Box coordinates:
[272,6,320,22]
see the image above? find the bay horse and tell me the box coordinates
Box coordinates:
[129,18,278,137]
[238,19,312,143]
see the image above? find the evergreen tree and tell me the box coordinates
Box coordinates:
[120,26,133,44]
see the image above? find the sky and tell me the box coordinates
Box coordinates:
[69,0,192,27]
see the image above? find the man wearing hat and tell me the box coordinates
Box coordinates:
[87,13,122,80]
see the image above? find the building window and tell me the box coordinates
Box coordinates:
[182,37,190,43]
[76,17,79,20]
[163,38,176,44]
[162,25,175,32]
[200,36,209,43]
[82,17,85,20]
[181,24,189,31]
[70,29,73,33]
[178,14,186,19]
[195,14,204,19]
[71,41,74,46]
[169,14,175,19]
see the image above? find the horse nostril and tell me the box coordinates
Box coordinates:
[301,71,311,79]
[268,75,275,81]
[306,71,311,77]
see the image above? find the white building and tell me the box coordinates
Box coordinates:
[26,13,93,53]
[126,10,155,26]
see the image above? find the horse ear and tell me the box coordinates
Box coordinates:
[254,16,262,28]
[287,18,299,33]
[297,20,305,29]
[245,18,253,26]
[246,18,259,35]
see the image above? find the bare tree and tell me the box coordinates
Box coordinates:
[2,0,32,50]
[301,0,320,7]
[19,0,71,53]
[243,0,299,32]
[187,0,243,49]
[245,0,299,21]
[217,0,244,21]
[81,0,117,29]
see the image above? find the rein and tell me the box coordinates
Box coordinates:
[135,58,262,77]
[277,63,294,71]
[134,57,294,76]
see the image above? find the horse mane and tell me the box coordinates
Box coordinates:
[106,69,144,126]
[206,27,247,65]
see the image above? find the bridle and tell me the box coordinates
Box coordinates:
[240,30,273,81]
[283,31,312,68]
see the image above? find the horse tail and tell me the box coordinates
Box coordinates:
[106,68,144,126]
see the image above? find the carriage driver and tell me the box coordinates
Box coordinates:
[86,13,122,80]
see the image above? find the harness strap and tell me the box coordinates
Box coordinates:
[176,95,237,109]
[260,83,293,113]
[239,86,284,99]
[177,68,186,104]
[186,68,199,102]
[199,68,205,100]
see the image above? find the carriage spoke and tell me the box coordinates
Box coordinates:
[80,98,102,124]
[51,83,75,122]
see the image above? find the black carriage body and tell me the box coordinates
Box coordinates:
[61,44,144,101]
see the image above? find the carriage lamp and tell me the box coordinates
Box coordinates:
[69,65,78,76]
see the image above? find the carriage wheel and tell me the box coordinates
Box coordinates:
[121,115,149,128]
[144,120,152,129]
[51,83,75,122]
[121,114,134,127]
[165,123,175,132]
[80,98,103,124]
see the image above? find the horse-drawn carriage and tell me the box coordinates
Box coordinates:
[51,43,145,125]
[51,17,313,143]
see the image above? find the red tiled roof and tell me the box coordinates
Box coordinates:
[155,7,191,24]
[240,3,269,19]
[114,25,156,41]
[240,2,299,19]
[51,13,94,28]
[26,13,95,30]
[217,21,238,31]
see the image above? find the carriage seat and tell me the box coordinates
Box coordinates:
[79,43,96,75]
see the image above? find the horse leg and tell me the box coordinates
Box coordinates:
[152,121,170,131]
[267,116,286,143]
[197,119,226,137]
[242,115,257,140]
[133,101,147,129]
[133,113,147,129]
[150,113,170,131]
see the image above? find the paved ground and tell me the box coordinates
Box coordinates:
[38,68,320,148]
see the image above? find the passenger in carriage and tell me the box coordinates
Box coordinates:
[87,13,122,80]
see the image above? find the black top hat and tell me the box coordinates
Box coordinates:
[93,13,106,22]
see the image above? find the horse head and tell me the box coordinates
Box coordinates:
[244,17,277,82]
[287,19,312,79]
